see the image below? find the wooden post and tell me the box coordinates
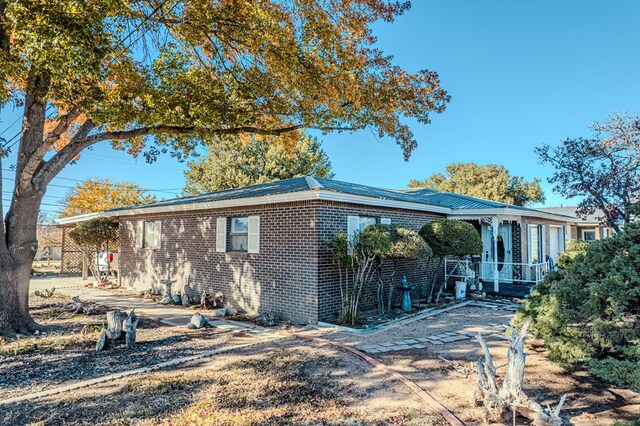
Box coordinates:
[82,254,88,280]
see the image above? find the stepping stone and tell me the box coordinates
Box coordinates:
[402,339,419,344]
[441,336,468,343]
[429,340,444,345]
[455,330,470,335]
[411,344,427,349]
[379,342,396,347]
[394,344,412,350]
[416,337,432,343]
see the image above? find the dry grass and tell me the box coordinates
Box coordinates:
[121,349,438,426]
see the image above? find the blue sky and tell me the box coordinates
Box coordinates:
[2,0,639,217]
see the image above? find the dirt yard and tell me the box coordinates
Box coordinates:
[302,304,640,425]
[3,340,446,425]
[3,290,639,425]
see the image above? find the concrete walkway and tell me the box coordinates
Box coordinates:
[30,276,266,334]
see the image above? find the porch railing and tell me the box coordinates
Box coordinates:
[444,259,550,287]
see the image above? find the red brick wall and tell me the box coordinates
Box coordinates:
[118,199,446,324]
[118,201,320,323]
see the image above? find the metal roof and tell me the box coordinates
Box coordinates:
[106,177,313,212]
[537,206,601,224]
[103,176,565,218]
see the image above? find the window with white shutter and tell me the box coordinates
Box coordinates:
[216,217,227,253]
[380,218,391,225]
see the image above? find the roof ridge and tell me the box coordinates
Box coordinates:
[305,176,323,190]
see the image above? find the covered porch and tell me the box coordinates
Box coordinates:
[446,215,558,296]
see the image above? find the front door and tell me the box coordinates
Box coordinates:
[481,222,513,283]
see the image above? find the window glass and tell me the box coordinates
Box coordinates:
[230,217,249,252]
[143,221,155,248]
[583,230,596,241]
[358,216,377,232]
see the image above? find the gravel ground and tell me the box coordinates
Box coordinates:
[0,295,260,401]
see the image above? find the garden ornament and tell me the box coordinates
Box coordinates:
[398,276,414,312]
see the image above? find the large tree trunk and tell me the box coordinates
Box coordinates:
[0,69,50,339]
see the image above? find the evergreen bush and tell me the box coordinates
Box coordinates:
[515,223,640,391]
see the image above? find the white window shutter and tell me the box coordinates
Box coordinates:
[248,216,260,254]
[153,221,162,249]
[216,217,227,253]
[135,221,144,248]
[380,218,391,225]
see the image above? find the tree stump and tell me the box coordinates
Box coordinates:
[96,309,139,351]
[475,321,568,425]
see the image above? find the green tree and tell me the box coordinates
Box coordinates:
[183,135,334,195]
[419,219,483,302]
[514,223,640,391]
[409,163,545,206]
[0,1,449,337]
[68,218,119,284]
[61,178,156,218]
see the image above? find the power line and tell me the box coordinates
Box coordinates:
[1,173,182,194]
[2,198,62,209]
[0,115,21,136]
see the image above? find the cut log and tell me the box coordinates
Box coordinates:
[125,309,139,348]
[96,309,139,351]
[475,321,568,425]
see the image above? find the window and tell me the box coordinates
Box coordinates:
[582,229,597,242]
[347,216,384,241]
[230,217,249,252]
[358,216,377,232]
[136,220,161,249]
[217,216,260,254]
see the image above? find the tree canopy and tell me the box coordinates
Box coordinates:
[408,163,545,206]
[419,219,482,258]
[60,178,156,218]
[183,134,334,195]
[536,112,640,232]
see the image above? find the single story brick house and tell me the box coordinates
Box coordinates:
[57,177,575,324]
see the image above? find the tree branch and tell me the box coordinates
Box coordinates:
[21,109,80,188]
[35,121,357,186]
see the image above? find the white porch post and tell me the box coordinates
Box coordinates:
[492,217,500,293]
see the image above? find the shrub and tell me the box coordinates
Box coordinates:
[419,219,482,302]
[329,226,392,326]
[556,240,588,269]
[368,225,432,314]
[515,223,640,391]
[419,219,483,258]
